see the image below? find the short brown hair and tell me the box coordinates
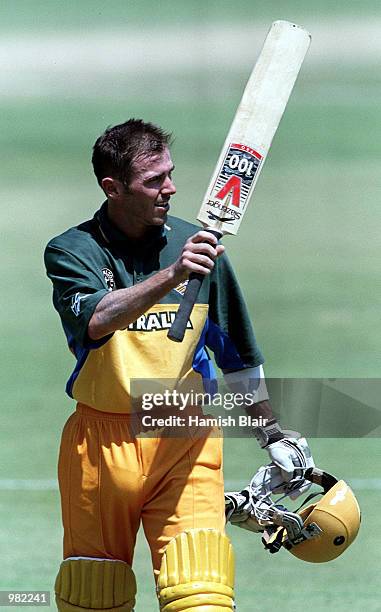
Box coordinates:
[92,118,172,187]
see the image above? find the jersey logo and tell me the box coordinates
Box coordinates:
[71,292,89,317]
[128,311,193,332]
[102,267,115,291]
[173,280,188,296]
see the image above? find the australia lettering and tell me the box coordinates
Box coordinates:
[128,311,193,332]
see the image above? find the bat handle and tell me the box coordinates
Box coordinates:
[167,229,222,342]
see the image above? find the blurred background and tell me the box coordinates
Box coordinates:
[1,1,380,610]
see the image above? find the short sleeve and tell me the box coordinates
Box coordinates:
[206,253,264,370]
[44,244,110,349]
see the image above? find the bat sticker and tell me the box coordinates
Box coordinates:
[206,210,236,224]
[212,143,263,210]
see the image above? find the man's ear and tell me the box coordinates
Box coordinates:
[101,177,124,199]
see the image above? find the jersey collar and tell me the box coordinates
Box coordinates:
[94,201,167,253]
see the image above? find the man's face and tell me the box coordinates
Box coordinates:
[119,147,176,232]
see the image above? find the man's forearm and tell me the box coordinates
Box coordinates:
[245,399,275,423]
[88,266,179,340]
[246,400,285,447]
[88,229,225,340]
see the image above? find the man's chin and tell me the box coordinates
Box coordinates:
[153,210,168,223]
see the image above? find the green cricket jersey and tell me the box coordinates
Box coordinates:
[44,202,263,413]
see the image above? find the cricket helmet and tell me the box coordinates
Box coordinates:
[262,468,361,563]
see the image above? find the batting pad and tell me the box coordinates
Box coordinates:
[157,529,235,611]
[55,558,136,611]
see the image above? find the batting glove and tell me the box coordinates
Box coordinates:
[253,419,315,499]
[225,489,271,533]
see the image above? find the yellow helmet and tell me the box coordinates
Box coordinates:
[262,468,361,563]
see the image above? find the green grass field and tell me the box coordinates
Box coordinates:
[1,1,381,610]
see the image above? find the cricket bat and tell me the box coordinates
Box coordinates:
[168,20,311,342]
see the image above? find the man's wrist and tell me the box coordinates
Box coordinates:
[166,263,187,287]
[252,418,284,448]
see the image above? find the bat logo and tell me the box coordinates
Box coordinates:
[206,210,235,224]
[215,175,241,207]
[212,143,263,210]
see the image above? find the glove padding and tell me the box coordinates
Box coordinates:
[225,466,299,533]
[225,437,315,533]
[265,436,315,499]
[225,489,271,533]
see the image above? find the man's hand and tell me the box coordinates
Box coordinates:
[265,437,315,499]
[171,231,225,281]
[225,489,268,533]
[252,417,315,499]
[88,231,224,340]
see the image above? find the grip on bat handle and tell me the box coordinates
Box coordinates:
[167,229,222,342]
[167,272,203,342]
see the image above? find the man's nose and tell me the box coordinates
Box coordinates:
[161,176,176,195]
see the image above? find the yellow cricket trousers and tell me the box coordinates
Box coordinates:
[58,403,225,574]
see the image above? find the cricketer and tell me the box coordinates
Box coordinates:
[44,119,315,610]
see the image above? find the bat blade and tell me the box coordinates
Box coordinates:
[197,20,311,236]
[168,20,311,342]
